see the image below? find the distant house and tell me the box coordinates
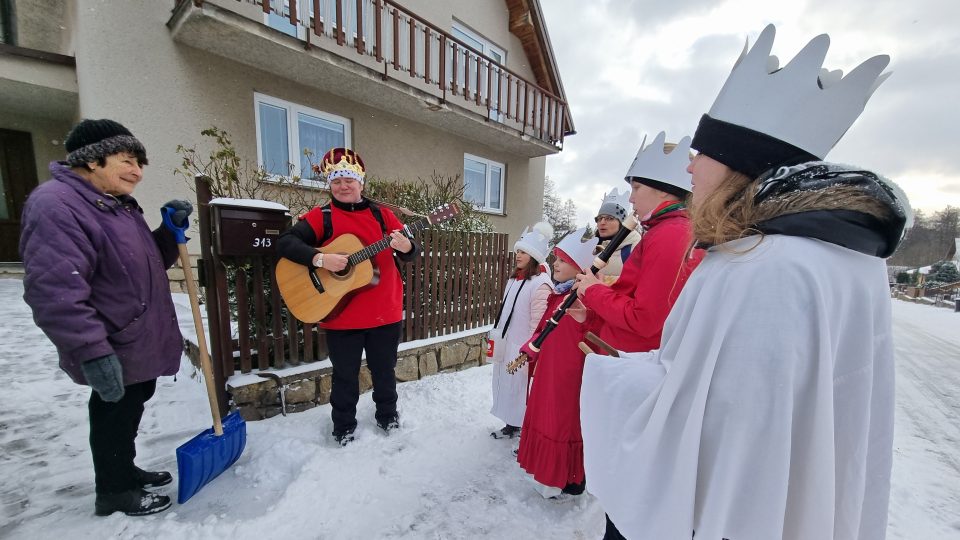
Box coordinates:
[0,0,574,262]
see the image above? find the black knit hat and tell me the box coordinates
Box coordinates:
[64,119,148,167]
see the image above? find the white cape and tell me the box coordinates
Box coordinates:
[581,235,894,540]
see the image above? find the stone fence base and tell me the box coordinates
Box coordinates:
[224,330,488,421]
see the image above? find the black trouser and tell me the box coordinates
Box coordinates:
[603,514,627,540]
[326,322,401,433]
[88,379,156,495]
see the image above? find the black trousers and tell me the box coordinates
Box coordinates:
[326,322,401,433]
[603,514,627,540]
[88,379,156,495]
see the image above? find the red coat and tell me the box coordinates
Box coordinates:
[517,290,596,489]
[581,204,703,352]
[301,200,406,330]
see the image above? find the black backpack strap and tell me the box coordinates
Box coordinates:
[621,243,632,263]
[368,202,389,235]
[319,203,333,246]
[368,202,406,276]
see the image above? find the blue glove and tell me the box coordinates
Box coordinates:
[162,200,193,228]
[81,354,125,402]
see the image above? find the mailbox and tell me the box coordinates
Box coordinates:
[209,198,290,257]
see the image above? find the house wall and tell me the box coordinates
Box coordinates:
[65,0,545,245]
[400,0,537,83]
[10,0,71,54]
[0,111,72,188]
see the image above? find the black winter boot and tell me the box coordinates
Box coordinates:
[134,466,172,489]
[94,488,171,516]
[333,428,356,447]
[490,425,521,439]
[561,480,586,496]
[377,415,400,433]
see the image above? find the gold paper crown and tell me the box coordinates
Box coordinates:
[318,148,365,180]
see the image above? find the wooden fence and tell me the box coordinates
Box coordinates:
[194,183,512,412]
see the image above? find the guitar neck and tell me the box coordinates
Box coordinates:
[347,219,429,265]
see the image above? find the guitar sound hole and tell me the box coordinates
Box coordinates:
[333,265,352,278]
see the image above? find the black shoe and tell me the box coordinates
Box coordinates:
[134,466,172,489]
[490,425,521,439]
[561,480,585,496]
[377,415,400,433]
[94,488,172,516]
[333,428,355,447]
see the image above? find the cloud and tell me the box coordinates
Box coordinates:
[542,0,960,225]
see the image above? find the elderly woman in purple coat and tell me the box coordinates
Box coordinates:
[19,119,193,517]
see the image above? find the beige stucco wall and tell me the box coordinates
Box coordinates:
[401,0,537,83]
[11,0,71,54]
[68,1,546,247]
[0,111,73,185]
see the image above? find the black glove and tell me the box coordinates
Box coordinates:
[81,354,125,402]
[162,200,193,227]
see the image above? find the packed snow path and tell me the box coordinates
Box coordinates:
[0,278,957,539]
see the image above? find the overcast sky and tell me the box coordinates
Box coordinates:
[539,0,959,225]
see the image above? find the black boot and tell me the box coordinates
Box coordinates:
[490,425,520,439]
[333,428,356,447]
[561,480,586,496]
[94,488,171,516]
[134,466,172,489]
[377,415,400,433]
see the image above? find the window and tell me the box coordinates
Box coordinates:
[451,22,506,121]
[0,0,15,45]
[254,93,351,186]
[463,154,504,213]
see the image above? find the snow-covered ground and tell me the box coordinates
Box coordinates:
[0,278,958,539]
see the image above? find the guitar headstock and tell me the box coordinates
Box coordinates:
[426,202,462,225]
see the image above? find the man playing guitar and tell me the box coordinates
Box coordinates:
[276,148,418,446]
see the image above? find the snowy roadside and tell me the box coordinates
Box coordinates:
[1,279,958,539]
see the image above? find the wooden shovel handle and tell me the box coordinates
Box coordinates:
[178,243,224,436]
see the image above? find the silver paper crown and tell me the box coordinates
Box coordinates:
[597,187,631,220]
[555,227,600,272]
[625,131,693,193]
[707,24,891,159]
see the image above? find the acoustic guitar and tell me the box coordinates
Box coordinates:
[275,203,461,323]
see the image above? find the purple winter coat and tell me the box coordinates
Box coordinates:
[20,162,183,386]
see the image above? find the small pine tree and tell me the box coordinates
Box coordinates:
[928,260,960,286]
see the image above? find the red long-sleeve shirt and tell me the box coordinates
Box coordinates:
[301,200,407,330]
[581,205,703,352]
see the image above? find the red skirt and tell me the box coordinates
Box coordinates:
[516,311,588,488]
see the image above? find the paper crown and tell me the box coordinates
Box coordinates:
[692,24,891,178]
[596,187,631,221]
[554,227,599,272]
[317,147,366,183]
[514,221,554,264]
[624,131,693,197]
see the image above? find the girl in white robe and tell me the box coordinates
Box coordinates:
[579,25,911,540]
[488,222,553,438]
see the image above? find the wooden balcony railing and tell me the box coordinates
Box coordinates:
[183,0,569,148]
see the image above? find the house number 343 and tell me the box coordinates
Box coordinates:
[252,237,272,248]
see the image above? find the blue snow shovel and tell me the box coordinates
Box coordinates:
[162,207,246,504]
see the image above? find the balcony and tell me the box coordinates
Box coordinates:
[168,0,571,157]
[0,43,77,121]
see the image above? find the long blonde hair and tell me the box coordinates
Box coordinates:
[689,170,761,247]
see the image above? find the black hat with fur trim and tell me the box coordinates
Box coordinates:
[64,119,148,167]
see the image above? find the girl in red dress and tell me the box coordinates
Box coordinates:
[516,228,598,498]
